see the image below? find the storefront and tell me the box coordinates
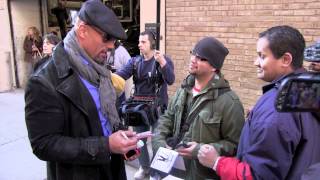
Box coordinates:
[1,0,164,90]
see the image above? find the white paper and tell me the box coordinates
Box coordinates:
[150,147,179,173]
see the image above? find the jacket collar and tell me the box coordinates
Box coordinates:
[262,68,307,94]
[181,74,230,91]
[50,43,103,135]
[180,73,231,106]
[52,42,73,79]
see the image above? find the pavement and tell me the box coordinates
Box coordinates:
[0,89,147,180]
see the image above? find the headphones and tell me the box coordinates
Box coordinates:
[146,30,157,50]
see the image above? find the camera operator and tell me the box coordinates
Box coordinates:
[300,40,320,180]
[197,26,320,180]
[116,30,175,179]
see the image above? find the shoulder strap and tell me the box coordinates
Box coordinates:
[132,56,163,97]
[185,87,231,125]
[211,87,231,120]
[175,87,231,147]
[218,87,231,96]
[132,56,142,84]
[153,61,162,96]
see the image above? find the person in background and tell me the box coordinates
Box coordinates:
[23,26,43,86]
[25,1,139,180]
[51,0,69,39]
[107,40,133,99]
[33,33,61,70]
[42,33,61,57]
[152,37,245,180]
[197,25,320,180]
[305,40,320,72]
[23,26,43,65]
[116,30,175,180]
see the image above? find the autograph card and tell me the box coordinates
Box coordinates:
[150,147,179,173]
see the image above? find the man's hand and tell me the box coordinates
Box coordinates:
[32,45,39,52]
[309,62,320,72]
[154,50,167,67]
[197,144,219,168]
[109,130,138,154]
[176,141,197,159]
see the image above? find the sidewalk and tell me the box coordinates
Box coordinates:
[0,89,46,180]
[0,89,143,180]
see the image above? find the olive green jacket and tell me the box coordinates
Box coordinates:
[152,74,245,180]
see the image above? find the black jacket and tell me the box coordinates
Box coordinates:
[25,43,126,180]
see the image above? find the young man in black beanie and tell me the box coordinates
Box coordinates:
[152,37,245,179]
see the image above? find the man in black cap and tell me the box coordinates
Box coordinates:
[25,1,139,180]
[152,37,245,179]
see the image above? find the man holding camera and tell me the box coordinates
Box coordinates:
[198,26,320,180]
[116,30,175,179]
[25,1,140,180]
[152,37,245,179]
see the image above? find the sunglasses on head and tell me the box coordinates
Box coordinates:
[190,50,207,61]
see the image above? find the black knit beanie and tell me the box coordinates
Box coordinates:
[193,37,229,69]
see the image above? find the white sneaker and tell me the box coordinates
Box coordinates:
[134,167,149,180]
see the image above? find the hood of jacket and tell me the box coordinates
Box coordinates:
[181,73,231,93]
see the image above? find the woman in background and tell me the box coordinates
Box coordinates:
[23,26,42,86]
[23,26,42,65]
[33,33,61,70]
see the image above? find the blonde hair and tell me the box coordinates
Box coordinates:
[27,26,41,42]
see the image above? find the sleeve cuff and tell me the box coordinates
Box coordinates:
[212,156,221,171]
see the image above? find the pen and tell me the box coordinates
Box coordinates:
[121,131,144,148]
[121,132,129,140]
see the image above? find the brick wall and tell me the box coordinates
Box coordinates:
[165,0,320,110]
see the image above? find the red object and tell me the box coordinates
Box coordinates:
[216,157,253,180]
[124,148,141,160]
[193,87,201,92]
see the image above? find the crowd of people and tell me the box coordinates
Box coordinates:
[24,0,320,180]
[22,27,61,82]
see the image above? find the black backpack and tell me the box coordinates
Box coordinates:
[119,56,163,127]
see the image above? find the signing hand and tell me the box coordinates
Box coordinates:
[176,141,197,159]
[109,130,138,154]
[197,144,219,168]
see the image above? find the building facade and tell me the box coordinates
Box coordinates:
[1,0,319,110]
[165,0,320,109]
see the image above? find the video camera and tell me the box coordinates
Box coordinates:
[275,72,320,112]
[276,41,320,113]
